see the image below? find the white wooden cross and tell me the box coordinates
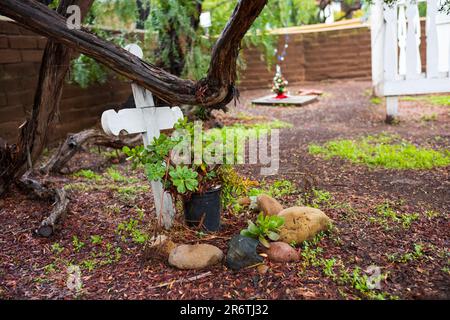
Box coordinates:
[101,44,183,229]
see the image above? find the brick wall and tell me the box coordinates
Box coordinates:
[0,20,131,144]
[239,24,373,90]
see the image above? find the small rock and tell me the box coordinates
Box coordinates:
[226,235,263,271]
[237,197,251,206]
[257,194,283,216]
[278,206,332,244]
[257,264,269,275]
[265,242,299,263]
[168,244,223,270]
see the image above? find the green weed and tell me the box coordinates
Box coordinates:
[309,133,450,169]
[73,169,102,182]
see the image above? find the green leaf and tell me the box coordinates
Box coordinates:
[240,230,253,238]
[247,221,259,235]
[259,236,271,248]
[267,231,280,241]
[176,184,186,194]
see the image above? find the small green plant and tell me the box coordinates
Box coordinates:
[240,213,285,248]
[370,97,382,105]
[73,169,102,182]
[90,235,103,245]
[370,202,419,229]
[310,188,332,208]
[322,258,337,278]
[309,133,450,169]
[116,217,148,245]
[64,182,93,192]
[82,259,97,272]
[43,263,56,274]
[248,179,295,199]
[106,167,127,182]
[420,113,438,122]
[267,180,296,198]
[387,243,425,263]
[425,210,440,219]
[218,165,258,210]
[72,236,85,252]
[51,243,64,255]
[169,165,199,194]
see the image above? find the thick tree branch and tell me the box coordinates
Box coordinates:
[0,0,268,107]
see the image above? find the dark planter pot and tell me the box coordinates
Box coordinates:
[183,186,222,232]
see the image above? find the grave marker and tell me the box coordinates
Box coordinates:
[101,44,183,229]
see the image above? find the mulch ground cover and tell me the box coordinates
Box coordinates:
[0,80,448,299]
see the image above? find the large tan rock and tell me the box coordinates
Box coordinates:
[278,207,332,244]
[257,194,283,216]
[169,244,224,270]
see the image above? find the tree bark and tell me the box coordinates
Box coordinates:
[0,0,268,108]
[0,0,93,196]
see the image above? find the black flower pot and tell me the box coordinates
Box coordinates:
[183,186,222,232]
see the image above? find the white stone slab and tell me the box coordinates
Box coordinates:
[251,95,318,106]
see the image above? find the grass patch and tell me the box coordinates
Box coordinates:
[308,134,450,169]
[401,95,450,107]
[73,169,102,181]
[248,179,296,199]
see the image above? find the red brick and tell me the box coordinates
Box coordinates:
[0,36,8,49]
[20,77,38,91]
[0,105,25,122]
[2,63,38,79]
[8,36,37,49]
[0,79,20,92]
[6,90,34,106]
[20,50,43,62]
[18,28,37,36]
[36,38,47,49]
[0,22,21,35]
[0,121,22,143]
[0,49,22,64]
[0,93,7,106]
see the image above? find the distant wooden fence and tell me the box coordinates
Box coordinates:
[371,0,450,120]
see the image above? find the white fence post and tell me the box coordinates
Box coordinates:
[371,0,385,96]
[371,0,450,123]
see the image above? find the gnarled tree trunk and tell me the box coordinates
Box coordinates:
[0,0,93,196]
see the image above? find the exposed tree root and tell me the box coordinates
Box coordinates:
[18,173,69,237]
[40,129,141,175]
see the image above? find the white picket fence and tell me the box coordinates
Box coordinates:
[371,0,450,119]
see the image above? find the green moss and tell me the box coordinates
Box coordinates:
[308,134,450,169]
